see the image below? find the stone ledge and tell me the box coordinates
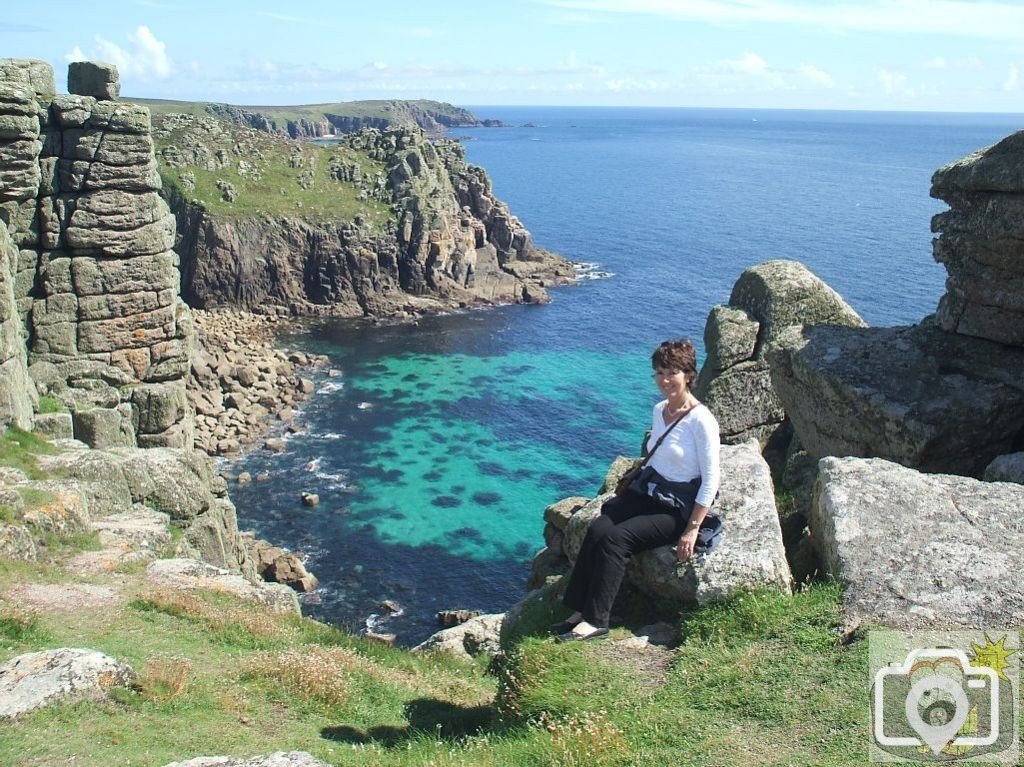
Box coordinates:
[812,456,1024,628]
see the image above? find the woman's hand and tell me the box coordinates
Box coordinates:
[676,527,699,562]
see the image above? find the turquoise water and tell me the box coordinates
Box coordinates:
[336,347,650,559]
[231,107,1024,644]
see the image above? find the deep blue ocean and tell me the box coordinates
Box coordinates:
[230,107,1024,645]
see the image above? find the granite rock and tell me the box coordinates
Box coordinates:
[930,130,1024,346]
[559,441,792,607]
[67,61,120,101]
[770,322,1024,476]
[162,753,331,767]
[146,558,299,614]
[0,648,134,720]
[0,59,193,447]
[412,613,504,661]
[0,221,35,428]
[984,452,1024,484]
[811,456,1024,627]
[696,260,866,453]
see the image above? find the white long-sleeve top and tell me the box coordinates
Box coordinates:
[644,401,721,509]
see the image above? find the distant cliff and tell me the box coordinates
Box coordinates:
[154,113,571,318]
[137,98,500,139]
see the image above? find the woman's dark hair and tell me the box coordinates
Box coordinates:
[652,339,698,387]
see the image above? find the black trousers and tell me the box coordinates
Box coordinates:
[561,489,689,628]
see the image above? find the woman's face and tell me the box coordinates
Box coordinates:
[653,367,690,400]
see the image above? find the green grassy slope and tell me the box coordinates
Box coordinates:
[153,114,392,225]
[133,98,484,129]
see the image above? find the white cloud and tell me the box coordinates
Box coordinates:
[604,78,669,92]
[694,53,833,90]
[732,51,769,75]
[797,64,835,88]
[536,0,1024,40]
[66,25,173,80]
[919,55,984,71]
[878,68,911,95]
[1005,65,1020,91]
[256,11,319,24]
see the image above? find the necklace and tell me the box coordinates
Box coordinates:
[666,399,699,420]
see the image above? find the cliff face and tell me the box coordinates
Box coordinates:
[205,99,488,139]
[930,130,1024,347]
[0,59,192,448]
[157,115,572,317]
[0,220,35,429]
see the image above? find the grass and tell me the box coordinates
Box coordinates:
[35,396,65,414]
[153,114,392,225]
[0,426,57,480]
[0,573,890,767]
[134,97,480,127]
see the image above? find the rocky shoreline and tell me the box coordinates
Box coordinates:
[188,309,330,457]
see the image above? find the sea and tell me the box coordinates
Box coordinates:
[229,107,1024,645]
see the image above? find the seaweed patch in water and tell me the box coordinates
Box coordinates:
[477,461,511,478]
[421,470,443,482]
[430,495,463,508]
[370,468,405,483]
[446,526,485,544]
[471,492,502,506]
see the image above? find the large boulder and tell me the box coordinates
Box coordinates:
[695,260,865,458]
[560,441,792,607]
[412,613,504,661]
[67,61,120,101]
[984,452,1024,484]
[146,558,299,614]
[811,456,1024,627]
[36,445,256,578]
[931,131,1024,347]
[770,322,1024,477]
[0,648,134,720]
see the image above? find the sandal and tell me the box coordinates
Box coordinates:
[556,626,610,643]
[548,618,581,635]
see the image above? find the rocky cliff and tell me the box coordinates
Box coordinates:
[199,99,490,139]
[0,59,192,449]
[930,131,1024,346]
[767,132,1024,481]
[155,114,572,318]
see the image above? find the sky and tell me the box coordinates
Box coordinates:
[3,0,1023,112]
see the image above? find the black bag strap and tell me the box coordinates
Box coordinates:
[638,407,690,469]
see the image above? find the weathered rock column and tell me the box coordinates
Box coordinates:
[931,131,1024,347]
[694,260,866,468]
[0,221,35,428]
[0,59,194,448]
[0,60,51,429]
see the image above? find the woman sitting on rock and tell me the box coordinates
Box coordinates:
[553,338,722,642]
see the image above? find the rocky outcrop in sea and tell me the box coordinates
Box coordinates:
[159,114,572,320]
